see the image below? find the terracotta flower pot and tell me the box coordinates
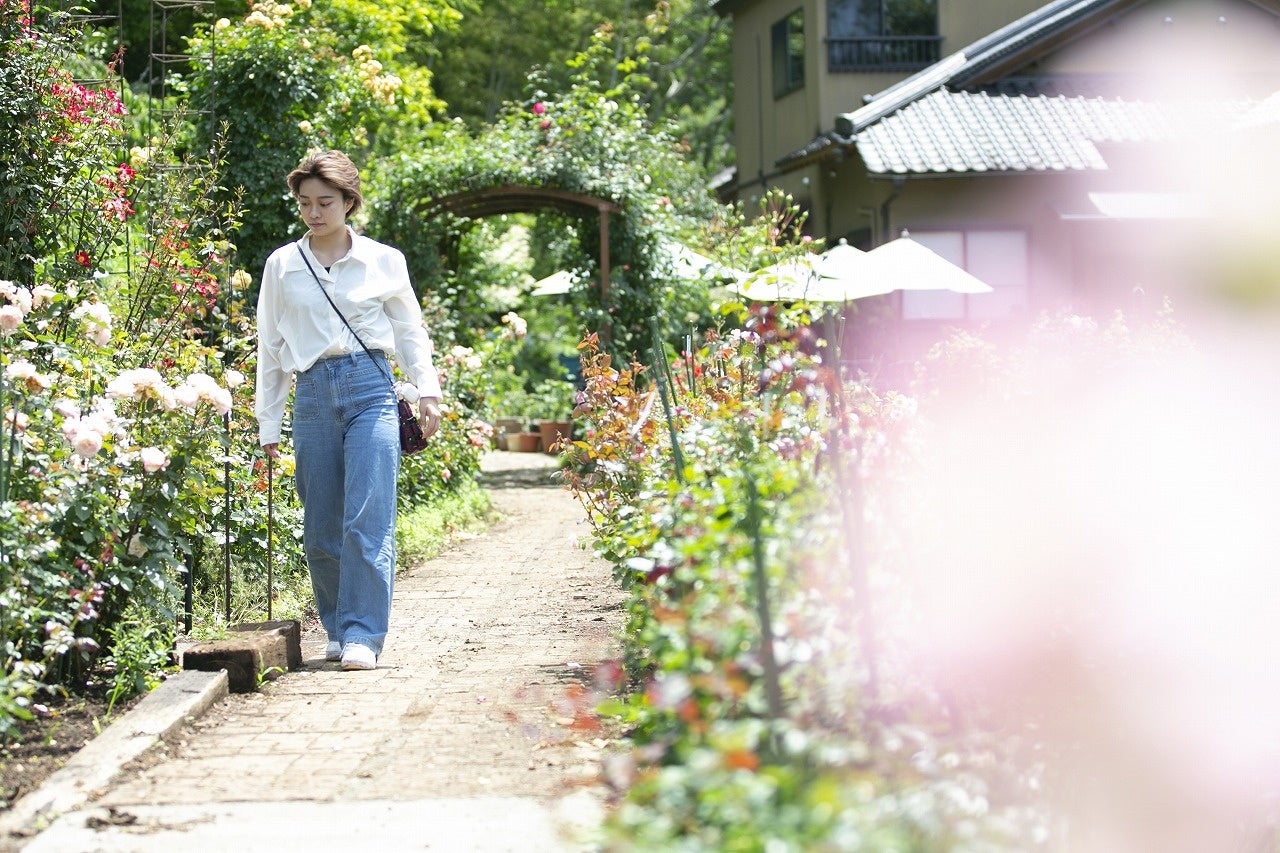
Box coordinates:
[495,417,524,435]
[538,420,573,454]
[507,431,541,452]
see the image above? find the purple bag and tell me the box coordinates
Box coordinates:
[398,400,428,455]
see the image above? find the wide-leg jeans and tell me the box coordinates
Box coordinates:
[293,351,400,656]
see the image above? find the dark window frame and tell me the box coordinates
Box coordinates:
[771,9,806,99]
[827,0,940,72]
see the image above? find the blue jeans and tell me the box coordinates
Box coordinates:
[293,351,400,656]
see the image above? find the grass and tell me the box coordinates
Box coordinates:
[396,479,494,569]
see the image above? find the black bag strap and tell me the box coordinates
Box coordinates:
[296,241,397,396]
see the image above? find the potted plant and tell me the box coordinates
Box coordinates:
[489,389,530,450]
[496,389,541,452]
[529,378,575,454]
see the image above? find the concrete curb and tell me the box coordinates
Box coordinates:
[0,669,228,848]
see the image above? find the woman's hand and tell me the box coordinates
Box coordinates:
[263,443,281,459]
[419,397,442,439]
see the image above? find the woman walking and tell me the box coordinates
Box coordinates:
[255,149,442,671]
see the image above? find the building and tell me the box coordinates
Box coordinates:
[712,0,1280,368]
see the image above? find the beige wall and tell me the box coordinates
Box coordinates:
[1040,0,1280,94]
[728,0,824,189]
[937,0,1045,53]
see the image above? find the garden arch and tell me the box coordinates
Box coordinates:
[424,184,622,331]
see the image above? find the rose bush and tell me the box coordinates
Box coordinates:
[0,3,294,735]
[561,309,1063,848]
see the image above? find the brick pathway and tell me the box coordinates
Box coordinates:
[22,452,623,851]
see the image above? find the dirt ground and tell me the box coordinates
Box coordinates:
[4,450,626,850]
[0,689,143,811]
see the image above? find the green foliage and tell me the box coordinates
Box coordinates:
[560,304,1055,846]
[394,329,497,510]
[367,29,721,361]
[429,0,734,172]
[0,6,310,733]
[103,608,174,715]
[0,669,37,740]
[567,276,1280,847]
[395,477,491,568]
[0,7,126,285]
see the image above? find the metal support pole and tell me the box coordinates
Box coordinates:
[597,204,611,343]
[266,455,274,621]
[223,410,231,621]
[184,551,194,635]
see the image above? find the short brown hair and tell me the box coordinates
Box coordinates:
[286,149,363,216]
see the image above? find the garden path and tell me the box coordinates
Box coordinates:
[16,451,623,852]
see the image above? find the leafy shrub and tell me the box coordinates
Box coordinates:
[365,30,721,360]
[562,312,1056,848]
[567,290,1280,849]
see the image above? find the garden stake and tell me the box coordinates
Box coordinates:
[223,410,232,621]
[266,454,274,622]
[685,329,696,396]
[183,552,194,635]
[745,475,785,720]
[649,319,679,407]
[648,322,686,482]
[649,349,686,484]
[0,370,9,506]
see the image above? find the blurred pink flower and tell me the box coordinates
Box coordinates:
[140,446,170,473]
[72,428,103,458]
[0,305,23,333]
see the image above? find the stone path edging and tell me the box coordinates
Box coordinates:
[0,670,228,849]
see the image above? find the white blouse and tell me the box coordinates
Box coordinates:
[255,228,443,446]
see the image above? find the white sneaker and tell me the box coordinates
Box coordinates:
[341,643,377,671]
[325,641,342,662]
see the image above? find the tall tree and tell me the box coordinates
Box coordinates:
[636,0,734,173]
[428,0,732,173]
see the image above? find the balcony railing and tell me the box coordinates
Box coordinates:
[827,36,942,72]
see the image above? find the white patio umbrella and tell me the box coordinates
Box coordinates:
[663,240,744,282]
[733,234,996,301]
[529,269,577,297]
[863,232,994,294]
[732,239,886,302]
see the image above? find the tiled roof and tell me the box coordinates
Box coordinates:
[834,0,1132,137]
[772,0,1277,175]
[853,89,1188,175]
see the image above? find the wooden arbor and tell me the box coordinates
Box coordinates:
[426,184,622,336]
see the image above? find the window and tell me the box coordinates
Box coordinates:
[901,230,1029,321]
[772,10,805,98]
[828,0,940,71]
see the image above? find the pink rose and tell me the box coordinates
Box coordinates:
[72,429,103,458]
[140,447,170,473]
